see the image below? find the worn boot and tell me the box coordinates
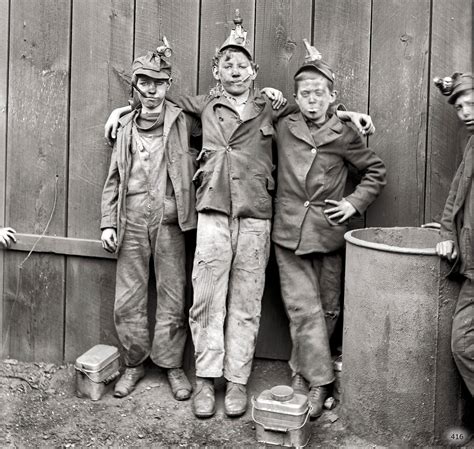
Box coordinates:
[114,365,145,398]
[308,385,330,419]
[192,377,215,418]
[291,373,309,395]
[167,368,192,401]
[224,381,247,417]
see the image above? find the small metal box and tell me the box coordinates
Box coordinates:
[75,344,121,401]
[252,385,312,448]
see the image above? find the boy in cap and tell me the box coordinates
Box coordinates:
[434,72,473,396]
[0,227,16,248]
[101,41,200,400]
[104,14,374,419]
[272,40,386,418]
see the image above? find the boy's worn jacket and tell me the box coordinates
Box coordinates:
[273,112,386,254]
[170,89,289,219]
[101,100,199,250]
[440,136,473,278]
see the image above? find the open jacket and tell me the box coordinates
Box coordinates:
[171,89,292,219]
[440,136,473,278]
[101,100,199,251]
[272,112,386,254]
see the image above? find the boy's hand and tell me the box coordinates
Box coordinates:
[436,240,457,261]
[261,87,288,109]
[0,227,17,249]
[104,106,131,146]
[101,228,118,253]
[324,199,356,224]
[338,111,375,136]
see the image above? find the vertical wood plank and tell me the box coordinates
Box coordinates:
[65,0,134,361]
[426,0,473,223]
[135,0,200,96]
[199,0,256,94]
[3,0,71,362]
[0,0,9,357]
[366,0,431,227]
[254,0,312,360]
[313,0,371,112]
[254,0,312,96]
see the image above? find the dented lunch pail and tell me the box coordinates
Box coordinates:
[342,227,464,445]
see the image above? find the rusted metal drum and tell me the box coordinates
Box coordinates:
[342,227,464,445]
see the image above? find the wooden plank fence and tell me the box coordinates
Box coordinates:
[0,0,472,363]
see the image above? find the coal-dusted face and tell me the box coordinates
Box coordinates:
[213,49,256,97]
[454,90,474,133]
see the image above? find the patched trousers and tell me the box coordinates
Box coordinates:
[275,244,342,388]
[115,212,187,368]
[189,212,271,384]
[451,277,474,396]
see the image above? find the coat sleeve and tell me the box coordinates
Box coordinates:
[439,158,464,242]
[343,131,387,214]
[167,94,207,116]
[100,143,120,230]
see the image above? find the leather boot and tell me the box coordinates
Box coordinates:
[224,381,247,417]
[291,373,309,395]
[114,365,145,398]
[167,368,192,401]
[192,377,215,418]
[308,385,330,419]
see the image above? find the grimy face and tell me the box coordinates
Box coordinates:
[454,90,474,133]
[294,73,336,125]
[136,75,170,112]
[213,49,256,97]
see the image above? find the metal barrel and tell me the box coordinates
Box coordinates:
[342,227,464,445]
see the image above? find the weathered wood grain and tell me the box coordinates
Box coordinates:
[199,0,256,95]
[254,0,312,96]
[4,0,71,361]
[135,0,200,96]
[65,0,134,362]
[0,0,9,357]
[366,0,431,227]
[425,0,473,223]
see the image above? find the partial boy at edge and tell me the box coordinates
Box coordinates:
[100,43,200,401]
[272,42,386,418]
[434,72,473,397]
[104,14,375,419]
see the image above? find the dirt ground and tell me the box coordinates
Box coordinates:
[0,358,472,448]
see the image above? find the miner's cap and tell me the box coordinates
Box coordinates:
[132,51,171,80]
[434,72,473,104]
[218,9,253,60]
[294,39,335,83]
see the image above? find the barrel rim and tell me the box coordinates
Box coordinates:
[344,227,438,255]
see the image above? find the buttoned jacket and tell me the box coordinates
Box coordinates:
[101,100,199,251]
[272,112,386,253]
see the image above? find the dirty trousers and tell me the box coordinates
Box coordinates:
[115,215,187,368]
[275,244,341,387]
[189,212,271,384]
[451,277,474,396]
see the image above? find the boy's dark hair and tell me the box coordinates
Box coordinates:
[212,47,258,72]
[294,69,334,94]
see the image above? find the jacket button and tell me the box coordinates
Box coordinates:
[304,201,310,207]
[311,148,317,154]
[227,146,232,152]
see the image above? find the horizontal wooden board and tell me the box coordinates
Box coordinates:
[5,234,117,259]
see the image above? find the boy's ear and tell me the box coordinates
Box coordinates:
[166,78,173,90]
[212,66,220,81]
[329,89,338,104]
